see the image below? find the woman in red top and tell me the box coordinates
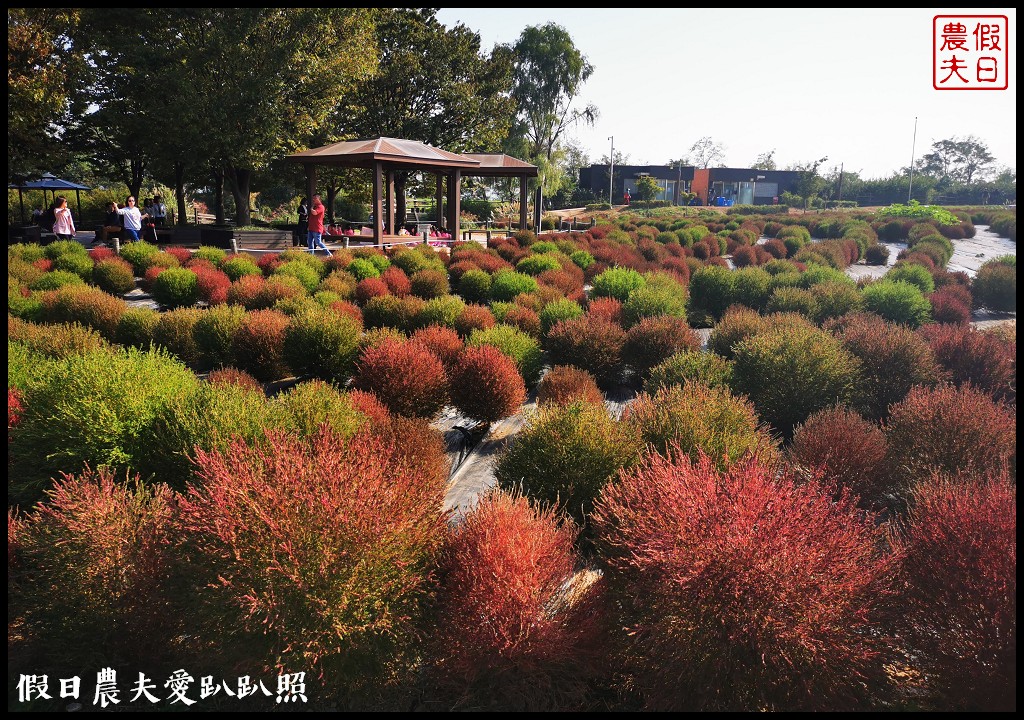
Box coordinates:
[306,195,332,256]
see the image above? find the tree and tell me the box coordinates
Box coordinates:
[8,9,85,182]
[752,150,777,171]
[634,175,661,203]
[787,156,828,209]
[508,23,598,193]
[337,8,515,223]
[921,135,996,185]
[689,136,726,169]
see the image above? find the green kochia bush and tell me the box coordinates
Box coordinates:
[730,324,861,440]
[688,265,735,322]
[489,270,538,302]
[861,280,932,328]
[645,349,733,392]
[8,346,199,504]
[591,267,646,302]
[495,400,642,530]
[151,267,199,308]
[283,304,362,382]
[468,324,544,386]
[971,255,1015,312]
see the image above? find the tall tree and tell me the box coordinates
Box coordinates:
[337,8,515,223]
[921,135,996,184]
[689,136,726,169]
[508,23,597,191]
[787,156,829,209]
[752,149,777,171]
[8,9,84,181]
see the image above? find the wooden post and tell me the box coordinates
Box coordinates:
[451,170,462,245]
[519,176,528,232]
[386,169,395,235]
[435,174,444,230]
[373,161,384,248]
[305,164,317,212]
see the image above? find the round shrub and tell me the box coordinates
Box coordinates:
[883,384,1016,491]
[864,244,890,265]
[318,269,357,300]
[730,267,773,312]
[410,269,450,299]
[207,367,262,393]
[273,260,320,293]
[8,346,199,503]
[592,451,897,711]
[457,269,492,304]
[861,280,932,329]
[468,324,544,387]
[352,338,449,418]
[545,316,626,387]
[586,296,623,325]
[416,295,466,330]
[454,303,496,338]
[707,304,771,360]
[836,313,941,420]
[927,287,972,324]
[191,245,226,266]
[52,252,95,283]
[811,281,864,322]
[410,324,464,367]
[516,254,563,277]
[766,286,818,319]
[380,266,411,296]
[193,265,231,305]
[919,323,1015,403]
[430,490,603,709]
[891,471,1016,712]
[8,318,107,361]
[114,307,160,350]
[151,307,202,367]
[355,277,391,305]
[590,267,646,302]
[495,401,642,529]
[887,263,935,295]
[645,349,733,393]
[623,316,701,378]
[12,468,180,661]
[490,270,538,302]
[788,405,889,507]
[621,284,687,327]
[363,294,424,333]
[730,323,861,440]
[283,304,362,382]
[971,256,1015,312]
[151,267,199,309]
[93,258,137,296]
[29,269,85,292]
[220,254,262,282]
[449,345,527,423]
[271,379,370,441]
[688,265,736,321]
[193,304,246,369]
[539,298,584,335]
[536,365,604,407]
[347,257,381,281]
[180,428,448,689]
[625,383,776,469]
[570,250,595,270]
[43,238,88,261]
[41,285,127,340]
[231,308,291,382]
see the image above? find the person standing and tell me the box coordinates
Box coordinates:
[52,196,76,241]
[114,196,145,242]
[294,196,309,248]
[98,201,122,245]
[306,195,332,257]
[152,195,167,227]
[623,189,631,206]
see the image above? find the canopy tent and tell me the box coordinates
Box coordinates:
[9,172,92,224]
[287,138,538,247]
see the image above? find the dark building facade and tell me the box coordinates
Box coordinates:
[580,164,803,205]
[579,164,696,205]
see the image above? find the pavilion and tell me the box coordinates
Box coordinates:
[286,137,538,247]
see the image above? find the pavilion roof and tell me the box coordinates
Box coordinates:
[287,137,481,170]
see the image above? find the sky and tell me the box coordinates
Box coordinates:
[435,8,1017,180]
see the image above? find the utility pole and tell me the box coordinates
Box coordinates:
[837,162,844,203]
[908,116,918,203]
[608,136,614,206]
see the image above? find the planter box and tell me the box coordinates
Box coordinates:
[199,226,235,248]
[234,229,295,251]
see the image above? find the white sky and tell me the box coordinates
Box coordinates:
[436,8,1017,180]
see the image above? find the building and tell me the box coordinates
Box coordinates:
[579,164,695,205]
[579,164,802,206]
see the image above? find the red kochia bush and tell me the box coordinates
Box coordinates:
[431,490,604,709]
[623,316,701,378]
[536,365,605,407]
[586,296,624,325]
[181,428,449,683]
[193,266,231,305]
[919,323,1016,403]
[410,324,464,366]
[164,246,193,266]
[788,405,889,507]
[545,316,627,387]
[454,303,496,337]
[8,388,23,433]
[892,470,1016,711]
[883,383,1016,491]
[352,338,449,418]
[449,345,526,423]
[355,276,390,305]
[502,305,542,338]
[381,266,412,296]
[593,449,898,711]
[927,287,972,324]
[206,367,263,393]
[230,308,291,382]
